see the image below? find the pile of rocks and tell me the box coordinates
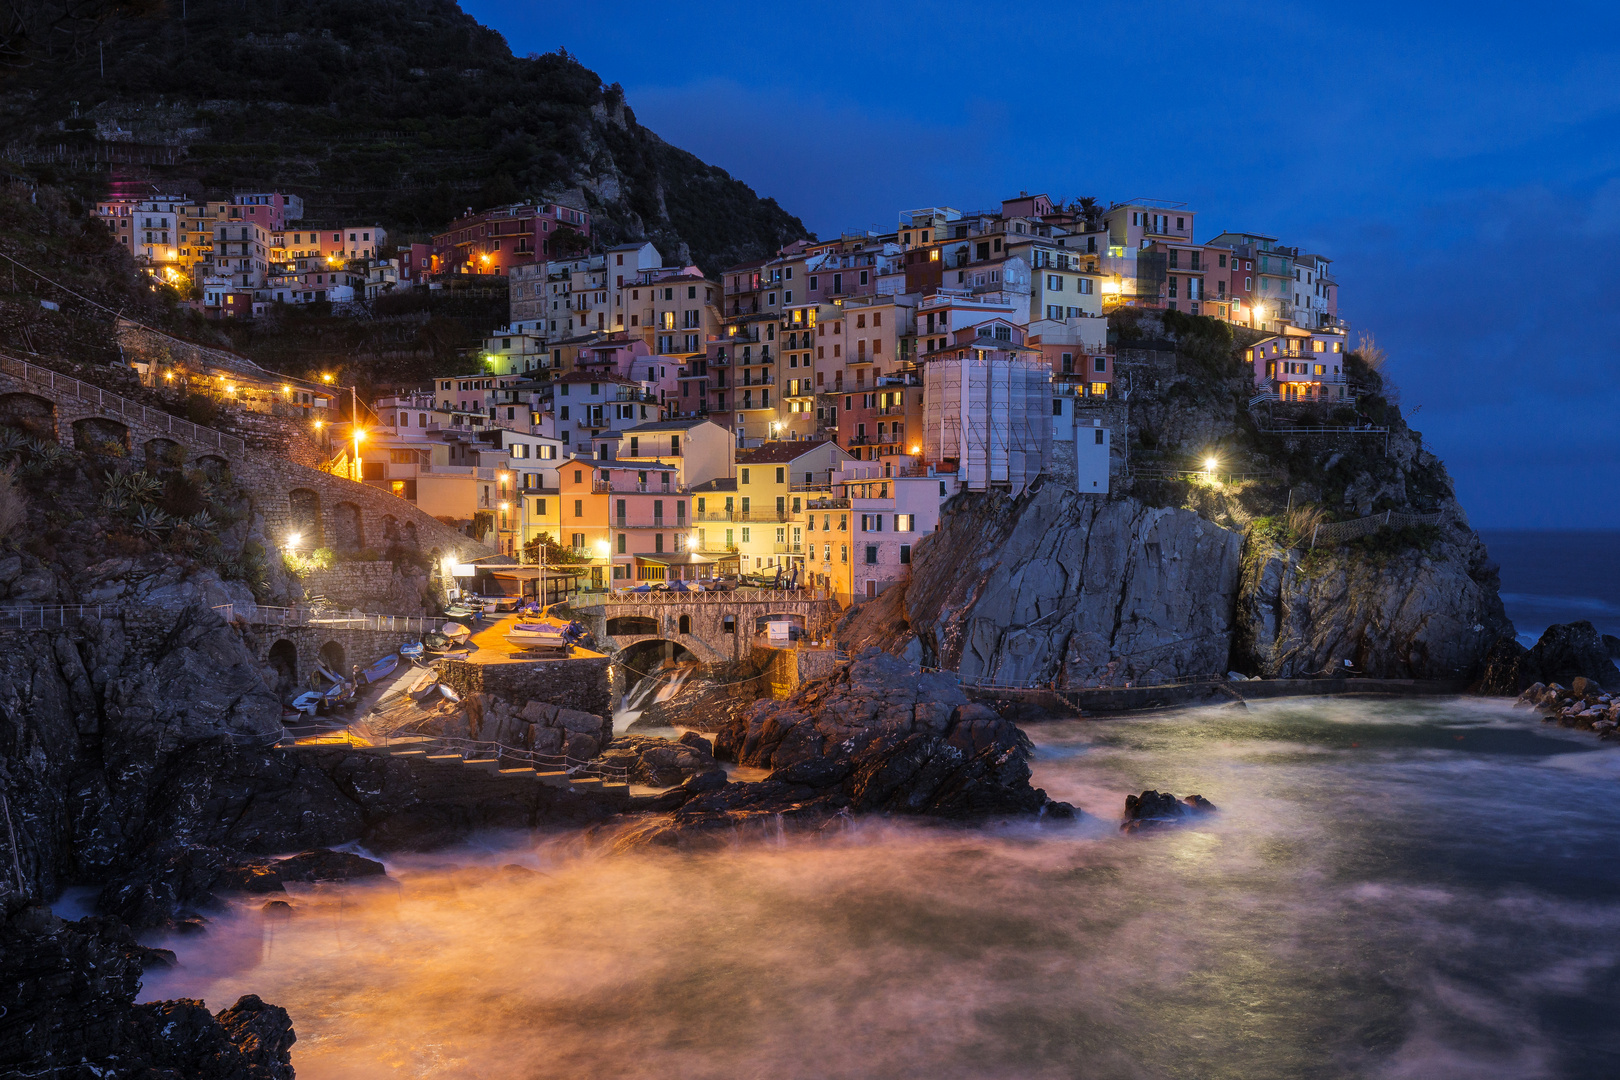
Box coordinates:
[1517,677,1618,735]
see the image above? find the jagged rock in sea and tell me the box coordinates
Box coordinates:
[1478,621,1620,697]
[0,905,295,1078]
[1121,790,1218,833]
[600,732,723,787]
[839,487,1246,687]
[611,651,1074,849]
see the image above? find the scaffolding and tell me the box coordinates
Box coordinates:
[923,354,1050,494]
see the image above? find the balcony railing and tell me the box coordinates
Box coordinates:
[773,543,804,554]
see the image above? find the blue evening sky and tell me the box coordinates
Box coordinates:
[465,0,1620,529]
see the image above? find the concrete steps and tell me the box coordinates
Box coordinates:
[356,741,628,793]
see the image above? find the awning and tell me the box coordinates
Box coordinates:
[625,552,724,566]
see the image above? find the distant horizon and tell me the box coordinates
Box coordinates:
[464,0,1620,530]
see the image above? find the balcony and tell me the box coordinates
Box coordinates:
[597,482,687,494]
[773,543,804,555]
[693,510,734,522]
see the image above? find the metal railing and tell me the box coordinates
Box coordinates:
[1309,509,1448,549]
[0,353,246,455]
[588,587,829,605]
[0,604,114,628]
[212,604,439,634]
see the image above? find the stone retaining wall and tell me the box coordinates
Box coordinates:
[299,560,433,615]
[438,655,612,718]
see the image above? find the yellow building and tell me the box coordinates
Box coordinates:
[732,440,852,576]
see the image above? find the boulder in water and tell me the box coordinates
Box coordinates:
[1121,790,1218,833]
[271,849,387,883]
[599,733,724,787]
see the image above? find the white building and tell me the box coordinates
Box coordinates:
[921,322,1052,493]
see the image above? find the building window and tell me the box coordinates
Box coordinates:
[865,545,878,565]
[900,544,911,564]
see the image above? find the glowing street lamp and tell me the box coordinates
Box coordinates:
[287,532,302,550]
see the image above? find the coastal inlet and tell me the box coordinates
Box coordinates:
[139,697,1620,1080]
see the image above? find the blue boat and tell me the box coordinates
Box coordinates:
[399,641,425,663]
[357,653,399,686]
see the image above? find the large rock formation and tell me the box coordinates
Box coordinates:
[0,905,295,1078]
[1478,621,1620,696]
[632,651,1076,842]
[841,487,1246,687]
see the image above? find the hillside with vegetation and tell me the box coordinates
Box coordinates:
[0,0,811,275]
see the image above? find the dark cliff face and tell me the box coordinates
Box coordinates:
[0,0,811,275]
[840,486,1246,688]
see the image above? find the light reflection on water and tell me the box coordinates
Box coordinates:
[140,698,1620,1079]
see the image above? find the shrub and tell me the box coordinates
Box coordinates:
[0,466,26,542]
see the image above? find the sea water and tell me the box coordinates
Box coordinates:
[138,698,1620,1079]
[1479,530,1620,647]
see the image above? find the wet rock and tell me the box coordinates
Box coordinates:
[1526,621,1619,691]
[271,848,387,883]
[1473,635,1533,696]
[697,652,1072,823]
[600,733,722,787]
[1121,789,1218,832]
[0,907,295,1077]
[262,899,293,912]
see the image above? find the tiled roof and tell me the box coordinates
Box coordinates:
[621,417,719,433]
[737,440,831,464]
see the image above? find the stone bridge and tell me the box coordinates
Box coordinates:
[576,590,838,664]
[0,352,487,564]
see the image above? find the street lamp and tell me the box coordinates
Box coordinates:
[287,532,302,550]
[352,425,364,482]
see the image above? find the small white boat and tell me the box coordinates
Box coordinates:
[441,622,471,641]
[439,684,461,704]
[407,669,439,701]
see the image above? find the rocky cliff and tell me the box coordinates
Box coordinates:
[842,310,1512,685]
[841,486,1245,687]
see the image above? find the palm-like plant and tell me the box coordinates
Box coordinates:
[131,505,172,540]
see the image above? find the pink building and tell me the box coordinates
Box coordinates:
[1248,328,1351,403]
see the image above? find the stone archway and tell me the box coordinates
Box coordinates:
[317,640,346,677]
[607,614,659,636]
[71,417,130,457]
[332,501,364,553]
[268,639,299,697]
[144,437,185,470]
[0,392,56,441]
[289,489,322,546]
[195,455,230,483]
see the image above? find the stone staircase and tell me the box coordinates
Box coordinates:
[373,735,629,796]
